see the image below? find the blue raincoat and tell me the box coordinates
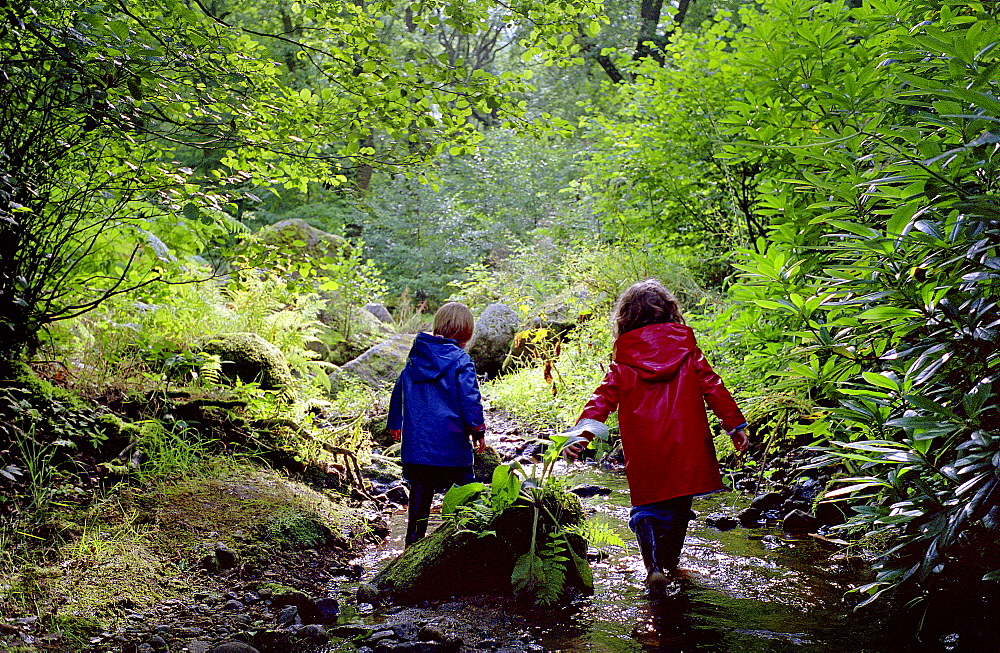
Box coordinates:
[388,332,485,467]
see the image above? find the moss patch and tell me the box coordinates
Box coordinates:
[192,332,293,390]
[0,459,368,645]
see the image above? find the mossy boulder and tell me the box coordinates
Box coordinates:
[260,512,332,549]
[257,218,348,262]
[328,333,415,394]
[473,446,502,482]
[371,488,587,603]
[320,305,392,366]
[193,332,293,390]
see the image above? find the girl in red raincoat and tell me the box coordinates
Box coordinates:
[569,279,749,596]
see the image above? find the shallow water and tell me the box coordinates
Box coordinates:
[345,464,891,652]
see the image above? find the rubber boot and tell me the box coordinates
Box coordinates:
[655,511,692,573]
[405,483,435,546]
[634,517,668,596]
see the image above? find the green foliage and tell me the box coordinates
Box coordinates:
[0,0,605,357]
[442,434,593,604]
[695,0,1000,610]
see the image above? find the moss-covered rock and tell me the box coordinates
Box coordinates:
[321,305,392,366]
[372,487,587,603]
[260,512,331,549]
[473,446,502,482]
[327,333,415,394]
[192,332,293,390]
[257,218,348,262]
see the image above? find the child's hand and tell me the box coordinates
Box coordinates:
[390,429,401,442]
[564,434,591,461]
[473,436,486,454]
[730,428,749,453]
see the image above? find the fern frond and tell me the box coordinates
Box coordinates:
[534,534,570,605]
[198,353,223,386]
[566,518,627,550]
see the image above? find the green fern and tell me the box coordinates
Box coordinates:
[535,533,570,606]
[198,353,223,386]
[567,517,627,550]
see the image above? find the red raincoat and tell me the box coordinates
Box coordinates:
[578,322,746,506]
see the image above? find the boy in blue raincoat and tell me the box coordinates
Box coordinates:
[388,302,486,546]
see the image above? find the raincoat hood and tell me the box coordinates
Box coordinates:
[405,331,467,382]
[614,323,696,382]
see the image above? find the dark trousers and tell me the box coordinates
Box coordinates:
[402,464,474,546]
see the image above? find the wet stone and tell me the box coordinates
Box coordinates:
[569,484,612,497]
[737,507,762,526]
[391,622,419,640]
[705,512,740,530]
[209,643,261,653]
[329,623,374,638]
[221,599,245,612]
[146,634,169,652]
[782,509,820,534]
[315,597,340,623]
[749,492,783,511]
[185,640,212,653]
[295,623,329,644]
[276,605,300,628]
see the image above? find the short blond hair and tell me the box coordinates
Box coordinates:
[433,302,475,344]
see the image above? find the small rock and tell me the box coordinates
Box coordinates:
[782,509,820,534]
[704,512,740,530]
[175,627,205,637]
[214,542,238,570]
[385,484,409,505]
[185,640,212,653]
[329,623,374,637]
[749,492,783,511]
[221,599,245,612]
[251,629,294,650]
[276,605,300,628]
[417,624,446,642]
[209,643,261,653]
[737,507,762,527]
[375,642,445,653]
[568,484,613,498]
[146,634,169,652]
[357,582,381,604]
[295,624,329,644]
[316,597,340,623]
[137,645,155,653]
[391,622,419,640]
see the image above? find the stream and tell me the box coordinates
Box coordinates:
[332,464,892,653]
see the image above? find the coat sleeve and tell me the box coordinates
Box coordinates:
[578,365,624,427]
[387,374,404,431]
[692,348,746,432]
[456,360,485,430]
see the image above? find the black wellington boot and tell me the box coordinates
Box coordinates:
[634,517,668,596]
[655,510,693,573]
[405,483,435,546]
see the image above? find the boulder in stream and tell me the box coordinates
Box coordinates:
[371,488,589,603]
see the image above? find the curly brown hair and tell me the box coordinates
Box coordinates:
[612,279,685,337]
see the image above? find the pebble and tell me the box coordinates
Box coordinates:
[275,604,300,628]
